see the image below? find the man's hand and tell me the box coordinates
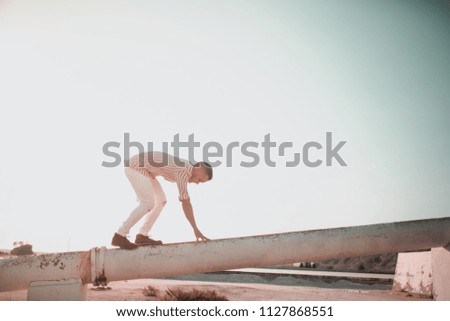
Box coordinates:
[194,228,210,242]
[181,199,210,242]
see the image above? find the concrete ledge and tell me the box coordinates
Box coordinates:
[393,251,432,296]
[431,246,450,300]
[27,279,87,301]
[394,247,450,300]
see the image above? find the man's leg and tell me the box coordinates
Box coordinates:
[138,178,167,236]
[116,168,155,237]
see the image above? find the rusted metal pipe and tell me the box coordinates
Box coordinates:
[1,217,449,292]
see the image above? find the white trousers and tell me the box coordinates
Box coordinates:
[117,167,167,237]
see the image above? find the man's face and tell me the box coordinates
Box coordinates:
[189,169,209,184]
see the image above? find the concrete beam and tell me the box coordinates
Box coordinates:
[0,217,449,293]
[102,217,450,283]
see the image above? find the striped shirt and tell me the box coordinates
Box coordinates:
[125,152,193,201]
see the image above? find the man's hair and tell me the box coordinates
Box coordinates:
[193,161,213,180]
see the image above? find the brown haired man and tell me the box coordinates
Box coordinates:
[112,151,213,249]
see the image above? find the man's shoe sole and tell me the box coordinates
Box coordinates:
[135,241,163,246]
[111,242,138,250]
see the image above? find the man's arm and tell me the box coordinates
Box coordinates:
[181,199,209,242]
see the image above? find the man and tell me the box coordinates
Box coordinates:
[111,151,213,250]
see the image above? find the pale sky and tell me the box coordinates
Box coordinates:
[0,0,449,252]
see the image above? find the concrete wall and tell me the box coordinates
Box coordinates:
[393,251,433,296]
[394,246,450,300]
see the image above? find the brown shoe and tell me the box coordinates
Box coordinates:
[111,233,138,250]
[135,234,163,246]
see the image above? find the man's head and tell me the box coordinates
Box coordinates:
[189,162,213,184]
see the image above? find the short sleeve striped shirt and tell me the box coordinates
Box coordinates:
[125,152,193,201]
